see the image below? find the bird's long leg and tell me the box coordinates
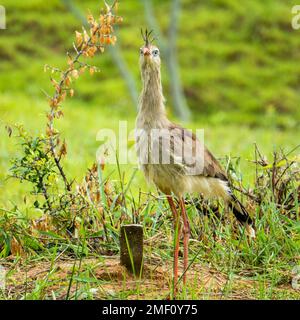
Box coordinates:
[167,195,180,296]
[179,197,190,286]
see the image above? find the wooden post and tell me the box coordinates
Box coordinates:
[120,224,143,275]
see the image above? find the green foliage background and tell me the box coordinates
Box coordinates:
[0,0,299,300]
[0,0,299,208]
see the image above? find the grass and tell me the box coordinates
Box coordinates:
[0,0,299,300]
[1,149,299,299]
[1,183,299,299]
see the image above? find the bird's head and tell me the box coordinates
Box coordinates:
[139,29,160,71]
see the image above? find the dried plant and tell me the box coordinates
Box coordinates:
[227,144,300,219]
[44,0,122,192]
[2,1,124,257]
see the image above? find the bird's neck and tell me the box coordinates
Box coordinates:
[137,66,167,127]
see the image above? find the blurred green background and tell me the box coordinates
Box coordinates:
[0,0,300,208]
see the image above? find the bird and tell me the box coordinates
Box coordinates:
[135,29,255,295]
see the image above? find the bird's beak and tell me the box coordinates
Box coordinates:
[143,47,150,57]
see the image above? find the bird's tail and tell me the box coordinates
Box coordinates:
[228,194,255,238]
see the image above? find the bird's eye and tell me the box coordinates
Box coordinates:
[152,49,159,57]
[139,48,143,55]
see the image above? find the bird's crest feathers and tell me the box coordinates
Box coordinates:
[141,28,155,47]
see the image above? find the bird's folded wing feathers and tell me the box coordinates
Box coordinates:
[168,123,228,181]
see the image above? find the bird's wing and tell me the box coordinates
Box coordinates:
[167,123,255,236]
[168,123,228,180]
